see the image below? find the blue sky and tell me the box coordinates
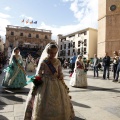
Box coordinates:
[0,0,98,41]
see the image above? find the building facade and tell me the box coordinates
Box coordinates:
[56,28,97,61]
[5,25,52,49]
[0,36,4,52]
[98,0,120,57]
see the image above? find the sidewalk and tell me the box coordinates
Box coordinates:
[0,69,120,120]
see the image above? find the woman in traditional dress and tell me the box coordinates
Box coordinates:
[70,55,87,88]
[26,54,35,72]
[24,42,75,120]
[1,47,27,88]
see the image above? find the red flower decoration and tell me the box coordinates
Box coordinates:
[32,75,43,87]
[35,76,41,81]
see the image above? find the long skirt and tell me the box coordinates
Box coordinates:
[70,68,87,87]
[24,75,75,120]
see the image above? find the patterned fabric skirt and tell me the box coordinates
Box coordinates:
[70,68,87,87]
[24,76,75,120]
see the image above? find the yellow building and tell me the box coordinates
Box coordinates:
[98,0,120,57]
[56,28,97,60]
[0,36,4,52]
[5,25,52,48]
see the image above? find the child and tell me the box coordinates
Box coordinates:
[70,55,87,88]
[2,47,27,88]
[24,42,74,120]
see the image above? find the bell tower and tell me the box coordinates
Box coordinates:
[98,0,120,57]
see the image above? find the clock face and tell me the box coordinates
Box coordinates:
[110,5,117,11]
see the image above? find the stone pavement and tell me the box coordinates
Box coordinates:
[0,68,120,120]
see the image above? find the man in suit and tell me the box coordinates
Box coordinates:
[93,54,99,77]
[114,50,120,83]
[102,52,110,79]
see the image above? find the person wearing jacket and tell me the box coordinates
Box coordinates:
[114,50,120,83]
[102,52,110,79]
[93,54,99,77]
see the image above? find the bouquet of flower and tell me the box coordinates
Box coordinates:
[77,65,84,69]
[27,75,43,87]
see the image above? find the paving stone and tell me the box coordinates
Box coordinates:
[0,105,13,113]
[0,115,14,120]
[104,106,120,118]
[75,110,86,120]
[0,69,120,120]
[0,95,24,105]
[14,116,24,120]
[14,104,25,116]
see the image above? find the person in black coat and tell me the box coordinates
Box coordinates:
[114,50,120,83]
[102,52,110,79]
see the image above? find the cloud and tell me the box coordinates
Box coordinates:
[38,21,93,40]
[4,6,11,11]
[38,0,98,39]
[62,0,74,2]
[0,13,11,40]
[62,0,98,27]
[0,0,98,41]
[69,0,98,22]
[54,4,57,7]
[19,14,33,20]
[0,13,11,19]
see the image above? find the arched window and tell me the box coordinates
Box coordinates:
[45,35,48,39]
[20,33,23,36]
[11,32,14,35]
[36,34,39,38]
[28,33,31,37]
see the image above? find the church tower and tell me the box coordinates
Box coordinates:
[98,0,120,57]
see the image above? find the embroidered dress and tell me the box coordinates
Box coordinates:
[2,55,27,88]
[24,58,74,120]
[26,57,35,72]
[70,61,87,87]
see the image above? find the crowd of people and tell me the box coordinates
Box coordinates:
[1,42,75,120]
[92,51,120,83]
[0,51,7,74]
[0,41,120,120]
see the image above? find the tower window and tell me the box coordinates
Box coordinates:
[110,5,117,11]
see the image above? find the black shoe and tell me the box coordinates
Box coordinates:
[112,80,118,82]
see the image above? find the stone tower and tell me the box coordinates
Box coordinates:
[98,0,120,57]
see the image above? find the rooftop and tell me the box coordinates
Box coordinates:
[6,25,52,33]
